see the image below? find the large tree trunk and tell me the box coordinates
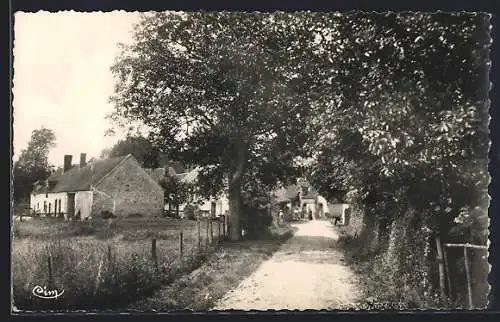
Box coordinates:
[228,179,243,241]
[228,139,247,241]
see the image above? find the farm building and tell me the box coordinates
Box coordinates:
[273,179,350,224]
[145,166,230,218]
[30,153,164,219]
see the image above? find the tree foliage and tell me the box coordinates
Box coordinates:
[159,173,190,216]
[110,12,490,244]
[13,127,56,203]
[309,12,490,239]
[108,135,160,168]
[110,12,329,239]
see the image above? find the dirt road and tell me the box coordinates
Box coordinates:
[213,220,361,310]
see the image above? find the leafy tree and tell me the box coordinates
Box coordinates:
[13,127,56,203]
[159,174,190,217]
[310,12,490,235]
[307,13,490,304]
[108,135,160,168]
[109,12,328,240]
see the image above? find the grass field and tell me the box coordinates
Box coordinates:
[12,216,220,311]
[128,224,296,311]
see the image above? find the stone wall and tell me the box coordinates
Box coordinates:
[92,156,164,217]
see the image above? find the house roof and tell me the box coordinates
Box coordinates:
[144,166,194,185]
[302,189,320,199]
[41,155,131,193]
[274,185,299,203]
[273,179,324,202]
[144,167,167,183]
[177,167,200,184]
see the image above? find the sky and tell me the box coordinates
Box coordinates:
[12,11,141,167]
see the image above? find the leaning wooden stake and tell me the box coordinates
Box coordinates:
[435,236,446,299]
[442,245,452,297]
[463,246,473,309]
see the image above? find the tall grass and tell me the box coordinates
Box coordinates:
[12,217,217,311]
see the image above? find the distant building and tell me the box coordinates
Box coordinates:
[273,179,350,224]
[145,166,229,218]
[30,153,164,219]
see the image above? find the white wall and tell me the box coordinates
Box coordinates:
[328,203,350,225]
[30,192,68,216]
[179,194,230,218]
[30,191,92,219]
[75,191,93,219]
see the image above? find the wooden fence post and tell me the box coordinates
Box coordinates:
[443,245,452,297]
[206,218,209,249]
[222,215,226,241]
[197,219,201,249]
[151,238,158,273]
[464,246,473,309]
[107,244,113,269]
[179,231,184,260]
[210,218,214,245]
[435,236,446,299]
[217,218,221,245]
[47,254,54,288]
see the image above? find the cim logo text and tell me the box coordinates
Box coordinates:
[32,285,64,300]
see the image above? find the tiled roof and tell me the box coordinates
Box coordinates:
[302,189,320,199]
[44,155,130,193]
[274,185,299,203]
[144,166,198,186]
[178,167,200,184]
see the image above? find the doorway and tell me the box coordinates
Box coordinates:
[67,193,76,216]
[318,203,324,219]
[211,201,216,218]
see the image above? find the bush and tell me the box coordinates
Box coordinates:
[241,207,273,239]
[101,211,116,219]
[184,204,198,220]
[126,213,144,218]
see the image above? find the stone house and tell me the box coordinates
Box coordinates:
[273,178,350,224]
[30,153,164,219]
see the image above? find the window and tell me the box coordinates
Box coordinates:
[59,199,62,213]
[43,201,47,213]
[48,203,51,214]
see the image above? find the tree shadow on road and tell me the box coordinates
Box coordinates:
[273,235,347,265]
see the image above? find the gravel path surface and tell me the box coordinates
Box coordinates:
[213,220,361,310]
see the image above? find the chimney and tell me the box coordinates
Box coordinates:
[80,153,87,168]
[63,155,73,173]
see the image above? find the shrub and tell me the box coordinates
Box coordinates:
[101,211,116,219]
[126,213,144,218]
[184,204,198,220]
